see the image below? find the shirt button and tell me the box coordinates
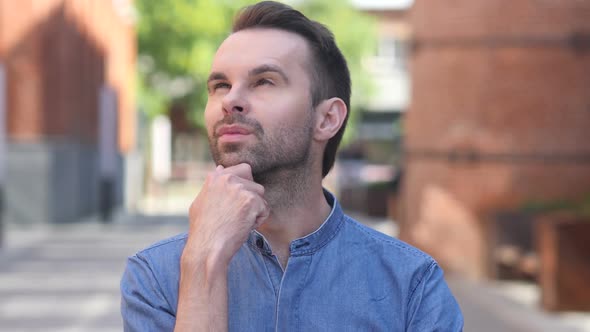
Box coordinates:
[256,238,264,249]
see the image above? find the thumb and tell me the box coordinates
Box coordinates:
[254,201,270,228]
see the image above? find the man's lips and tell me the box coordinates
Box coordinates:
[216,125,255,143]
[216,125,252,136]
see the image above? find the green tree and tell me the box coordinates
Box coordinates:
[136,0,376,142]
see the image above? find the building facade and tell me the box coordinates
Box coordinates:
[0,0,136,223]
[354,0,412,163]
[403,0,590,278]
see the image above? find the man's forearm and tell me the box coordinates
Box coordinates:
[174,252,229,332]
[174,164,268,331]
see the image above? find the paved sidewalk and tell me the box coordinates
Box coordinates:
[0,214,188,332]
[0,213,588,331]
[450,277,590,332]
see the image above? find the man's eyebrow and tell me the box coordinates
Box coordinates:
[207,72,227,83]
[249,64,289,83]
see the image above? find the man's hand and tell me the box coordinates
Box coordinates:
[175,163,269,332]
[184,163,269,266]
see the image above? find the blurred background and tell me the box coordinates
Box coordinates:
[0,0,589,331]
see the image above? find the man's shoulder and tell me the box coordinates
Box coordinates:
[133,232,188,261]
[340,214,434,265]
[121,233,188,315]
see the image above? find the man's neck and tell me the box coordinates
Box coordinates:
[255,168,332,268]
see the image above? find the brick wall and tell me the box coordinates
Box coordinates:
[403,0,590,278]
[0,0,135,151]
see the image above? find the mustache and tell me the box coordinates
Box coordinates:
[213,113,264,138]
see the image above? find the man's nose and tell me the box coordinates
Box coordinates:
[221,86,249,114]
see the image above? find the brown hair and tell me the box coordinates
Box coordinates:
[233,1,351,177]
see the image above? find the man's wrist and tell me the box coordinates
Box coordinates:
[180,245,229,281]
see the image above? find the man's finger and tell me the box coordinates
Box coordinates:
[233,177,265,197]
[222,163,254,181]
[254,200,270,228]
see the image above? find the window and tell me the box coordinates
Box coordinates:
[378,37,409,68]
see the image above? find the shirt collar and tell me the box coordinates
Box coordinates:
[247,189,345,256]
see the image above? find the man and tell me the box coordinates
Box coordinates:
[121,1,463,331]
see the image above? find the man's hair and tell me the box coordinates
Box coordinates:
[233,1,351,177]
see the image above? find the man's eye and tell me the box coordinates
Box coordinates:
[213,82,231,90]
[254,78,273,87]
[209,82,230,93]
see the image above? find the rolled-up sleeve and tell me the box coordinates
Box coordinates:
[406,261,464,331]
[120,254,176,332]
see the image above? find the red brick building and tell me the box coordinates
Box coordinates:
[402,0,590,278]
[0,0,136,223]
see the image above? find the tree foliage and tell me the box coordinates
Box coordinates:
[135,0,377,141]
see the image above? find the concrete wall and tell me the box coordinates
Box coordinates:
[402,0,590,278]
[6,142,119,223]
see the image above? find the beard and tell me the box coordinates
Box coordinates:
[208,111,314,184]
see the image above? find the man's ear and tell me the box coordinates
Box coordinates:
[313,97,348,142]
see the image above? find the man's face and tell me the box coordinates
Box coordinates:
[205,28,316,178]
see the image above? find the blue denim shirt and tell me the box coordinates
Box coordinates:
[121,192,463,331]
